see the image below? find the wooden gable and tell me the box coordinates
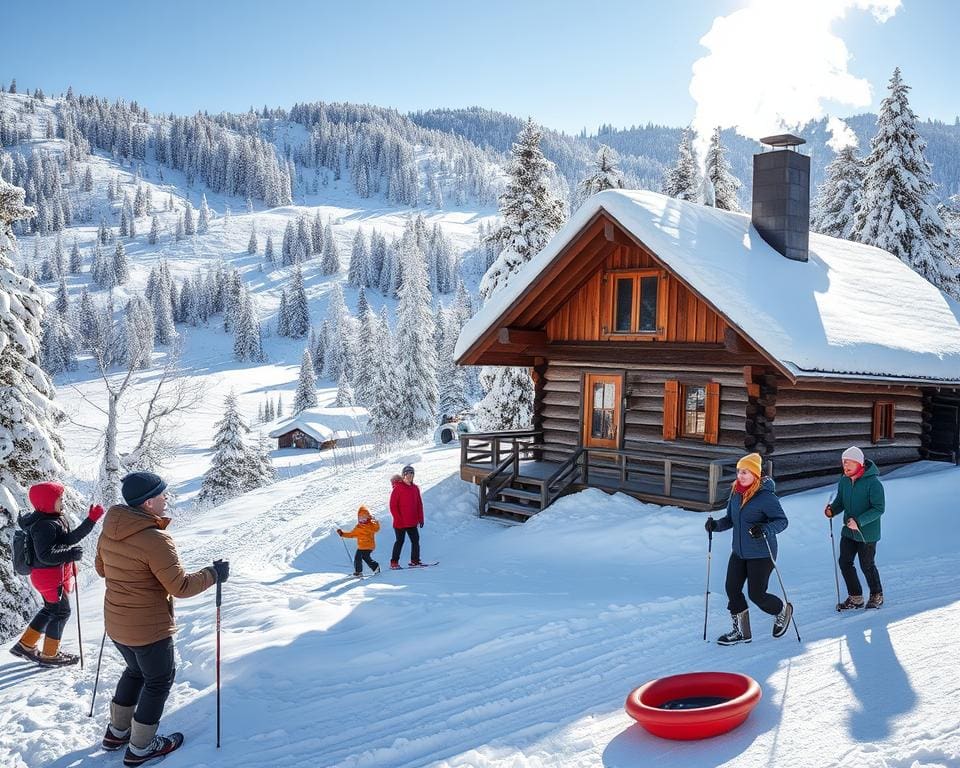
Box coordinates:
[545,242,729,344]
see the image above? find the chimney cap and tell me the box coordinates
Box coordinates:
[760,133,806,149]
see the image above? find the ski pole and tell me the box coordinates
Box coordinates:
[338,529,353,570]
[761,530,802,643]
[215,560,223,749]
[702,525,713,641]
[828,499,842,611]
[88,631,106,717]
[73,562,85,670]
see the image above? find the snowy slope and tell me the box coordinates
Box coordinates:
[1,447,958,768]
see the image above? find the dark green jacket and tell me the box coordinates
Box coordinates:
[829,460,884,543]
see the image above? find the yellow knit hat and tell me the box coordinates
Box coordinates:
[736,452,763,479]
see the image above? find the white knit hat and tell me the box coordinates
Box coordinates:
[841,446,864,465]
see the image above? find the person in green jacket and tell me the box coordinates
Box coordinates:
[824,446,885,610]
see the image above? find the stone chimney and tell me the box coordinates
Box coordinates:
[751,134,810,262]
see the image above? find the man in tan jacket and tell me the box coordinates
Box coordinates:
[95,471,228,767]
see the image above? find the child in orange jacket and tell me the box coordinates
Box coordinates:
[337,506,381,576]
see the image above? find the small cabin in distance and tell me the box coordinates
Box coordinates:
[269,406,370,451]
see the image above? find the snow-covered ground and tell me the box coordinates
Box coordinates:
[2,445,958,768]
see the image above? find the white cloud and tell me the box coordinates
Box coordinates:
[689,0,900,158]
[826,116,859,151]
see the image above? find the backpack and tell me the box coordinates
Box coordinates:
[12,514,37,576]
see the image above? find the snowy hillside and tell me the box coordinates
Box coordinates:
[1,446,958,767]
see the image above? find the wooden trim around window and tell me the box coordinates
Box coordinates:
[704,382,720,445]
[872,401,895,443]
[602,268,665,341]
[663,380,679,440]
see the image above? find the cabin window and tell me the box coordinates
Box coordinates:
[606,270,661,337]
[682,385,707,438]
[663,380,721,445]
[872,401,895,442]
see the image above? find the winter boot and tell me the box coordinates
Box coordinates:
[390,561,401,570]
[837,595,864,611]
[865,592,884,609]
[123,720,184,767]
[772,602,793,638]
[38,651,80,667]
[102,703,134,750]
[352,571,363,577]
[409,560,422,567]
[371,564,381,575]
[716,609,751,646]
[9,641,39,662]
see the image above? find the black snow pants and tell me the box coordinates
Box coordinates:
[725,552,783,616]
[112,637,176,726]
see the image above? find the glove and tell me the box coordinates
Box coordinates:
[212,559,230,583]
[419,522,424,529]
[336,528,343,536]
[748,524,763,539]
[88,504,105,522]
[824,505,833,518]
[67,547,84,562]
[704,517,717,533]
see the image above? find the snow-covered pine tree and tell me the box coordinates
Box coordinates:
[151,262,176,345]
[148,214,160,245]
[367,307,398,446]
[285,266,310,338]
[276,290,290,337]
[113,241,129,285]
[480,119,564,300]
[197,194,210,234]
[394,235,438,439]
[320,225,341,274]
[476,119,563,430]
[812,144,864,239]
[183,201,195,236]
[322,284,350,381]
[0,179,68,632]
[198,392,273,506]
[68,239,82,274]
[347,228,369,287]
[703,127,742,212]
[293,349,319,414]
[577,144,625,206]
[39,311,77,375]
[175,215,184,241]
[124,295,154,370]
[247,224,258,255]
[662,128,702,203]
[51,235,65,278]
[313,319,328,376]
[233,290,265,363]
[853,68,957,296]
[265,234,275,264]
[55,276,69,315]
[311,211,324,254]
[334,373,355,406]
[276,393,284,417]
[352,304,377,407]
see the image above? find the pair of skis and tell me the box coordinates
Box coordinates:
[348,561,439,578]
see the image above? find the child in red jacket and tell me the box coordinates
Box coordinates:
[9,482,104,666]
[389,465,424,568]
[337,506,381,576]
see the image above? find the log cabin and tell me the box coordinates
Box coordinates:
[455,135,960,521]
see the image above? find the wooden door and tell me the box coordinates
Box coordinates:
[582,374,622,449]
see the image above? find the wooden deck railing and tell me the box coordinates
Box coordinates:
[460,430,542,467]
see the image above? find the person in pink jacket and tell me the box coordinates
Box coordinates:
[389,465,424,568]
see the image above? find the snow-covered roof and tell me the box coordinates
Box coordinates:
[456,189,960,384]
[269,406,370,443]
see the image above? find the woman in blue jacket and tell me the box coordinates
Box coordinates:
[705,452,791,645]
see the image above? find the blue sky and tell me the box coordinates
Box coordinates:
[2,0,956,135]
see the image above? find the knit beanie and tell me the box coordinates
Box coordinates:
[736,452,763,479]
[402,465,415,476]
[357,505,370,520]
[121,471,168,507]
[29,482,65,514]
[841,446,865,466]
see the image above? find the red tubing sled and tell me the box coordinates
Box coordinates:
[625,672,761,740]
